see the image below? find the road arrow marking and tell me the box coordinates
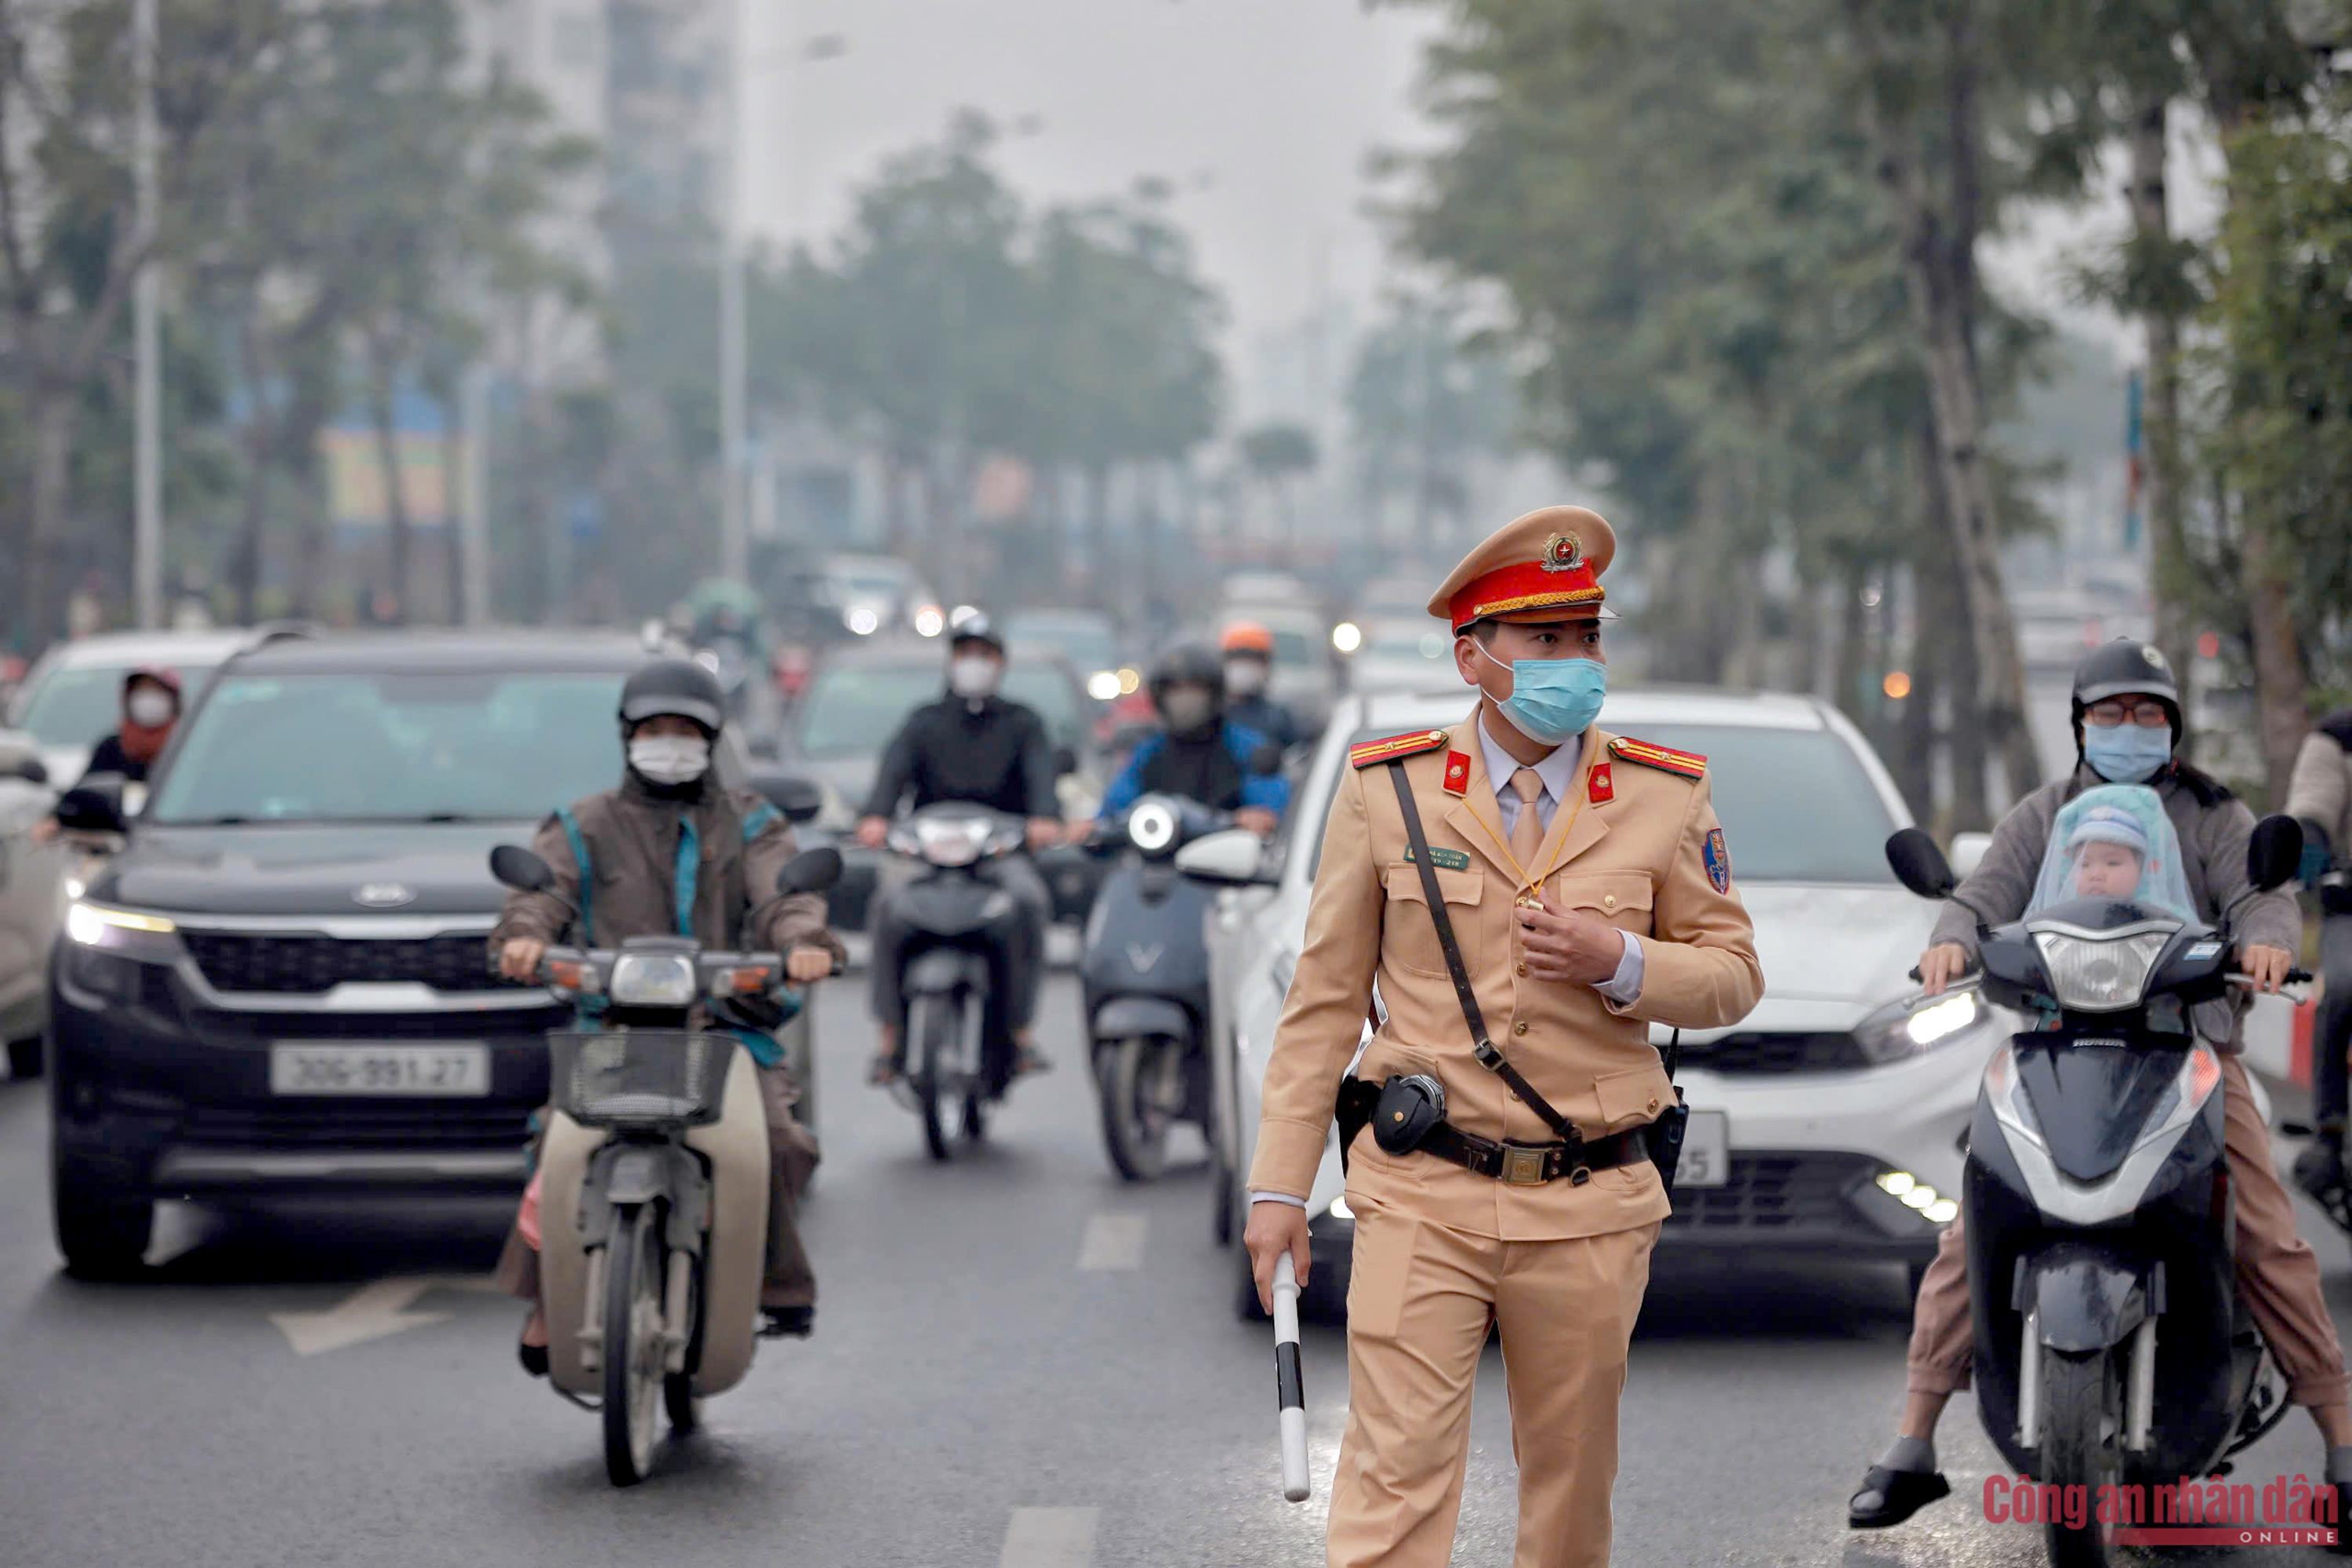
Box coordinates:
[267,1274,498,1356]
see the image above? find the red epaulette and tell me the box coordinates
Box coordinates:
[1609,735,1707,780]
[1348,728,1451,769]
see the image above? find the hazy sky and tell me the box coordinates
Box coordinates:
[739,0,1441,352]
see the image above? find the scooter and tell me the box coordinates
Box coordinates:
[1081,794,1232,1181]
[1883,818,2311,1568]
[488,841,842,1487]
[877,802,1029,1160]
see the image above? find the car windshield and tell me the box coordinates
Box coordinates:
[1009,616,1118,674]
[147,670,626,825]
[13,661,223,748]
[797,662,1086,758]
[1312,719,1896,882]
[1269,629,1316,665]
[1361,626,1450,661]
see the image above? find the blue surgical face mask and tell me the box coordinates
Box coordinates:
[2081,723,2173,784]
[1474,642,1606,746]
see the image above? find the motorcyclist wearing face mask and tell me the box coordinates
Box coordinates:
[1095,642,1290,839]
[1849,637,2352,1541]
[488,658,844,1367]
[1219,622,1301,753]
[857,612,1062,1083]
[31,666,185,844]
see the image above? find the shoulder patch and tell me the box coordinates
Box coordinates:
[1609,735,1708,781]
[1349,728,1451,769]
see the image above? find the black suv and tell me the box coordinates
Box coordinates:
[46,631,819,1276]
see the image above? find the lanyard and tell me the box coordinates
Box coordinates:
[1457,731,1595,907]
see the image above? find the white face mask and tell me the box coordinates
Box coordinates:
[628,734,710,786]
[125,690,175,728]
[949,655,1001,700]
[1161,689,1216,734]
[1223,659,1267,697]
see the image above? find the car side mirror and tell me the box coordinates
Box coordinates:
[778,846,844,895]
[1886,827,1958,901]
[749,770,824,823]
[2248,814,2304,893]
[488,844,557,895]
[1175,827,1279,887]
[54,775,128,834]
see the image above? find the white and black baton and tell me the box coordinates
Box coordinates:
[1272,1253,1310,1502]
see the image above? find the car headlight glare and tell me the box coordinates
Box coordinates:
[1925,1199,1958,1223]
[608,953,697,1007]
[2031,926,2172,1011]
[66,901,176,946]
[1087,670,1122,702]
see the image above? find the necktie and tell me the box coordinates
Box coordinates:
[1508,766,1546,872]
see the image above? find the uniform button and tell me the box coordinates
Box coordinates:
[1508,1092,1521,1103]
[1647,1097,1661,1112]
[1512,1021,1528,1036]
[1516,962,1527,977]
[1603,893,1617,909]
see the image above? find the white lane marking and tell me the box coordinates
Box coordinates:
[267,1274,497,1356]
[999,1506,1097,1568]
[1077,1214,1147,1272]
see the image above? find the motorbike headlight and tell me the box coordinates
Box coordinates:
[1086,670,1122,702]
[2031,926,2172,1011]
[913,816,989,867]
[1129,800,1178,855]
[1854,987,1993,1064]
[608,953,696,1007]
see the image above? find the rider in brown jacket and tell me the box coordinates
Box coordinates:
[488,659,844,1370]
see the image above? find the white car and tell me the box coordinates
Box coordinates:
[6,628,257,787]
[1189,685,2012,1317]
[1345,617,1454,698]
[0,728,62,1076]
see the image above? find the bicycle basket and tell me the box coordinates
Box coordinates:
[548,1029,731,1127]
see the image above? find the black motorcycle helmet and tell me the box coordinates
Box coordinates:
[948,610,1006,657]
[2070,637,2181,753]
[618,658,727,738]
[1149,642,1226,734]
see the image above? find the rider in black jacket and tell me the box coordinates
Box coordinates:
[857,614,1062,1083]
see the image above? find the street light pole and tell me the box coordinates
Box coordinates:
[132,0,162,628]
[717,0,749,583]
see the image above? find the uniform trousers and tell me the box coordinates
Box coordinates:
[1329,1193,1660,1568]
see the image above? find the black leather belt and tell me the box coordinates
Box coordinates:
[1338,1077,1650,1187]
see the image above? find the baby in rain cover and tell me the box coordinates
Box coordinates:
[2027,783,2198,924]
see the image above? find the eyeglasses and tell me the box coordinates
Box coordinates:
[2085,700,2171,729]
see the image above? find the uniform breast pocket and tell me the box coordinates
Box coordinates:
[1551,871,1654,935]
[1381,864,1485,978]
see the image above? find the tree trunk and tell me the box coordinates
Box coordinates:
[1833,557,1869,721]
[1896,564,1940,825]
[366,335,412,626]
[2127,97,2195,708]
[20,390,77,648]
[1845,0,2040,808]
[2238,510,2307,802]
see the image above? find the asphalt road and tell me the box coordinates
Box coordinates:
[5,972,2352,1567]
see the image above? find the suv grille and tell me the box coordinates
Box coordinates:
[1677,1031,1867,1075]
[1664,1152,1878,1231]
[182,931,503,994]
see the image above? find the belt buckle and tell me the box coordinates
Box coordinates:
[1500,1145,1549,1186]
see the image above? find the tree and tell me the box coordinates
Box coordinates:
[1239,422,1319,550]
[1347,296,1515,550]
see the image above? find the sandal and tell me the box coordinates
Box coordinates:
[517,1340,549,1377]
[1848,1465,1951,1529]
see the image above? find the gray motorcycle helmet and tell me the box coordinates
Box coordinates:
[618,657,727,737]
[2070,637,2182,751]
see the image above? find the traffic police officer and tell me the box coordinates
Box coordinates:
[1243,506,1762,1568]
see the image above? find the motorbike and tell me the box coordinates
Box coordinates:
[876,802,1029,1160]
[1080,794,1232,1181]
[487,840,842,1487]
[1883,816,2310,1568]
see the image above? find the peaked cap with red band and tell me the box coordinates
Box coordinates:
[1428,504,1620,635]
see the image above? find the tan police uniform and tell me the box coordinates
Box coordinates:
[1247,506,1764,1568]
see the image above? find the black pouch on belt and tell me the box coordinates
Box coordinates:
[1372,1073,1447,1156]
[1644,1029,1688,1199]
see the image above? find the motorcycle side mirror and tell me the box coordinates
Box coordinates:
[1175,827,1279,887]
[749,769,824,824]
[488,844,557,894]
[1886,827,1958,901]
[777,846,844,896]
[54,775,129,834]
[2248,814,2304,893]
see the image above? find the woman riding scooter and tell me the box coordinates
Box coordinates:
[1846,638,2352,1544]
[490,659,844,1367]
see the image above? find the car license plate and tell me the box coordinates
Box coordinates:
[1676,1109,1730,1189]
[270,1044,490,1097]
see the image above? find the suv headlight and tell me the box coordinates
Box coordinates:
[608,953,696,1007]
[2031,926,2172,1011]
[1854,986,1991,1064]
[65,901,179,956]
